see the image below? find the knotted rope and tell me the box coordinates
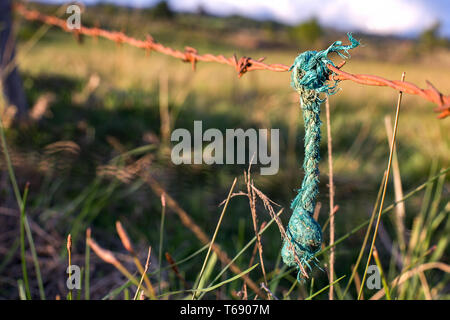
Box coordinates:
[282,33,360,281]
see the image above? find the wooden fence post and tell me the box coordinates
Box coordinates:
[0,0,28,120]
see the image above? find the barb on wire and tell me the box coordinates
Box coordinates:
[13,3,449,118]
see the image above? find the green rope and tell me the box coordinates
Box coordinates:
[282,33,360,281]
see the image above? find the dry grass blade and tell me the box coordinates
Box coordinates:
[29,93,55,121]
[250,183,308,278]
[158,194,166,294]
[370,262,450,300]
[165,252,187,288]
[115,221,156,298]
[159,72,170,149]
[313,202,322,222]
[193,177,237,299]
[351,264,364,299]
[87,234,154,299]
[384,115,406,252]
[116,221,134,254]
[260,282,278,300]
[85,228,91,300]
[321,205,338,233]
[248,222,267,269]
[87,237,120,265]
[418,271,432,300]
[245,170,268,287]
[358,72,406,300]
[245,162,327,282]
[325,97,336,300]
[373,246,391,300]
[134,246,152,300]
[242,221,267,300]
[343,171,386,298]
[139,171,266,298]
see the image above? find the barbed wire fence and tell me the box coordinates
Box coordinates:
[13,3,450,119]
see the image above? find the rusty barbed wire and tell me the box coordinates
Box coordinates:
[328,65,450,119]
[14,3,450,118]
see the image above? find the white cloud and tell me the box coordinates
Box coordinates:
[35,0,443,36]
[170,0,437,35]
[318,0,435,35]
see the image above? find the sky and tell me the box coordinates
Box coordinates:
[35,0,450,38]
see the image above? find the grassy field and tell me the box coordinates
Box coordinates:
[0,4,449,300]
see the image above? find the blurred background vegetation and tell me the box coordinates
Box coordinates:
[0,1,449,300]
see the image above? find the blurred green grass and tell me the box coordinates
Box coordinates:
[0,6,449,300]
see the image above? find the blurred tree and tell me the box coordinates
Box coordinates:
[289,18,323,46]
[419,22,440,48]
[99,4,119,15]
[152,1,174,20]
[418,21,448,50]
[196,5,208,17]
[0,0,28,120]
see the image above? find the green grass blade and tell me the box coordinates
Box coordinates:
[192,177,236,299]
[19,202,31,299]
[158,196,166,294]
[0,237,19,275]
[373,249,391,300]
[101,280,133,300]
[194,253,218,299]
[283,278,299,300]
[159,263,259,298]
[274,168,450,285]
[24,216,46,299]
[198,209,283,299]
[343,171,386,297]
[305,275,346,300]
[200,262,258,294]
[149,244,209,277]
[318,167,449,258]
